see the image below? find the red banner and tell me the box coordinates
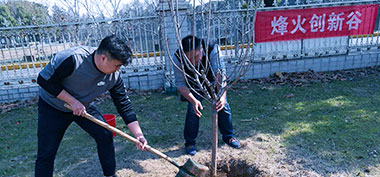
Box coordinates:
[255,4,379,43]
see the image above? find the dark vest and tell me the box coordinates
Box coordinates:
[175,42,216,91]
[39,46,120,112]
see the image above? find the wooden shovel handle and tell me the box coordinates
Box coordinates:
[63,103,181,168]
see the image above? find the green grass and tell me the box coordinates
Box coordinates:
[228,76,380,171]
[1,74,380,176]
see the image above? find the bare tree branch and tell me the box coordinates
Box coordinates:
[166,0,257,175]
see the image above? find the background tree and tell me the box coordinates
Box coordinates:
[59,0,80,21]
[5,0,49,25]
[0,5,16,27]
[51,4,68,23]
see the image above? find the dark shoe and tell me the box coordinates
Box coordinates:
[224,137,241,149]
[185,145,197,156]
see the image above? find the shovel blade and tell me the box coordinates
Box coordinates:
[175,158,209,177]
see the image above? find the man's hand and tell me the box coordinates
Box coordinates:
[69,100,87,117]
[215,96,226,112]
[128,121,147,150]
[57,89,86,117]
[178,87,203,117]
[136,136,147,150]
[193,100,203,117]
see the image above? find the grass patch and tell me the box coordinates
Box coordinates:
[1,74,380,176]
[229,76,380,171]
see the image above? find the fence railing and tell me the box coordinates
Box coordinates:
[0,16,164,83]
[0,0,380,85]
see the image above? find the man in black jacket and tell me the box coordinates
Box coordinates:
[35,35,147,177]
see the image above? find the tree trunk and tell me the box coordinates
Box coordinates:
[211,108,218,176]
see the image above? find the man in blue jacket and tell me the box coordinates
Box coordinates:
[35,35,147,177]
[173,35,241,156]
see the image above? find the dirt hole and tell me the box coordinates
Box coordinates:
[212,159,263,177]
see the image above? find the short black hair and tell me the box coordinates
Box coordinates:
[181,35,203,53]
[97,35,132,65]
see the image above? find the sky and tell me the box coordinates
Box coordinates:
[29,0,204,17]
[29,0,135,17]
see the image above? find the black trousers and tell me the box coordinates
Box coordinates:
[35,98,115,177]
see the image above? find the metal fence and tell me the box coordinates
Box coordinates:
[0,16,164,84]
[0,0,380,100]
[192,8,256,61]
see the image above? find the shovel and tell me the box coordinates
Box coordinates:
[64,104,209,177]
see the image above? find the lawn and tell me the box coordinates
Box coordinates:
[1,69,380,176]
